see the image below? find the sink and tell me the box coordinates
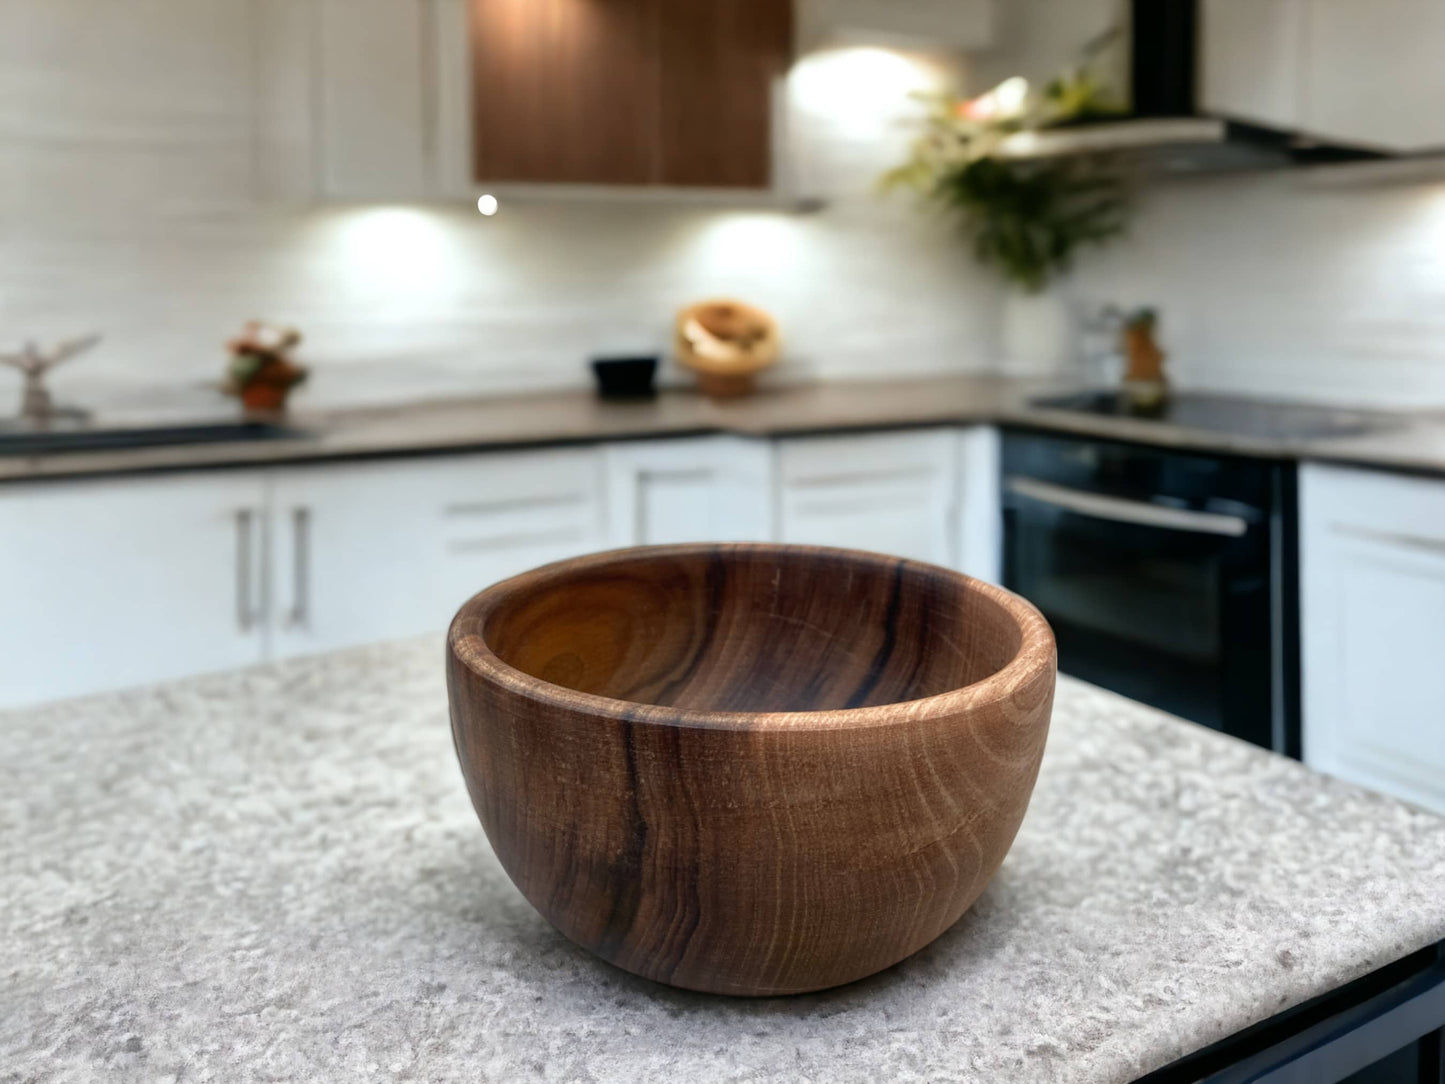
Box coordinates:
[0,420,309,456]
[1029,391,1393,441]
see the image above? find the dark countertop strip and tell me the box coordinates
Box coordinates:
[4,374,1445,484]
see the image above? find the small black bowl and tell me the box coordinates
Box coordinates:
[590,355,658,399]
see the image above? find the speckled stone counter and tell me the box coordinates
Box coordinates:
[5,639,1445,1083]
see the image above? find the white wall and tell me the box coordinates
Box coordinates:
[0,0,1000,412]
[1069,166,1445,408]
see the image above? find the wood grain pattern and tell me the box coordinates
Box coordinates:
[657,0,793,188]
[470,0,662,184]
[469,0,791,188]
[447,543,1056,996]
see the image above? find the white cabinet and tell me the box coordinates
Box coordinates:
[956,425,1001,583]
[0,445,607,706]
[1200,0,1307,135]
[0,0,257,214]
[313,0,432,199]
[251,0,463,201]
[0,472,268,709]
[604,437,773,547]
[1301,0,1445,153]
[270,446,607,660]
[777,428,959,565]
[797,0,994,51]
[268,458,448,660]
[0,426,998,706]
[1301,463,1445,813]
[1200,0,1445,152]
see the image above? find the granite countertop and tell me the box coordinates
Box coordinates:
[5,374,1445,484]
[5,638,1445,1082]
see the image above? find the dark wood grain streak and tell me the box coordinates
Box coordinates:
[447,544,1057,996]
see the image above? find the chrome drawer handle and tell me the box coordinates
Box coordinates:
[284,507,310,630]
[235,509,256,632]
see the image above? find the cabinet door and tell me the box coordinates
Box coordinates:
[470,0,661,184]
[0,473,267,709]
[316,0,431,198]
[604,436,773,547]
[269,447,607,660]
[777,429,958,566]
[1199,0,1307,132]
[1302,0,1445,152]
[268,458,450,660]
[657,0,792,188]
[1301,464,1445,813]
[469,0,791,188]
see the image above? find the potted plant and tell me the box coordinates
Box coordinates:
[883,59,1133,372]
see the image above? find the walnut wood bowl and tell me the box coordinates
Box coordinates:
[447,544,1056,996]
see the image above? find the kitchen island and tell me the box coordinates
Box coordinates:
[4,638,1445,1082]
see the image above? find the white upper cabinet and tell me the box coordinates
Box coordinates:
[314,0,433,199]
[252,0,457,201]
[797,0,994,51]
[777,428,959,566]
[1301,463,1445,814]
[604,437,774,548]
[1300,0,1445,153]
[0,472,269,709]
[0,0,256,216]
[1199,0,1307,134]
[1201,0,1445,152]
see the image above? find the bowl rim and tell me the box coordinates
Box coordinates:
[448,542,1055,733]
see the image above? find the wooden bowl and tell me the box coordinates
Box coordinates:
[447,544,1056,996]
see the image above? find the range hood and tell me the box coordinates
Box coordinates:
[994,0,1383,173]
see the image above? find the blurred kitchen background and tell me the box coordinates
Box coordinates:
[3,1,1444,813]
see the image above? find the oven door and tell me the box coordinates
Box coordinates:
[1003,476,1274,748]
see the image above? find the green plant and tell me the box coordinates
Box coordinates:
[882,60,1132,292]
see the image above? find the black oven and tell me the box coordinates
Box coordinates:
[1002,429,1299,756]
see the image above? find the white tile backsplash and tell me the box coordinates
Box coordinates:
[1071,165,1445,408]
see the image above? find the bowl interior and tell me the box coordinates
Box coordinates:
[481,548,1024,713]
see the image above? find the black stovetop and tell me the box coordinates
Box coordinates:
[1030,390,1393,442]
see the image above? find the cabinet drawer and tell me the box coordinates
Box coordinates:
[436,451,603,557]
[429,446,607,589]
[778,428,957,489]
[777,429,958,565]
[1302,462,1445,548]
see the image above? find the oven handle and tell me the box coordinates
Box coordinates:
[1005,476,1251,538]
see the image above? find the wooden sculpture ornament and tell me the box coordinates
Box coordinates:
[447,543,1057,996]
[674,298,779,398]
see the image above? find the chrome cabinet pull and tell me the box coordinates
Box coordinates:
[284,507,310,630]
[235,508,255,633]
[1006,476,1251,538]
